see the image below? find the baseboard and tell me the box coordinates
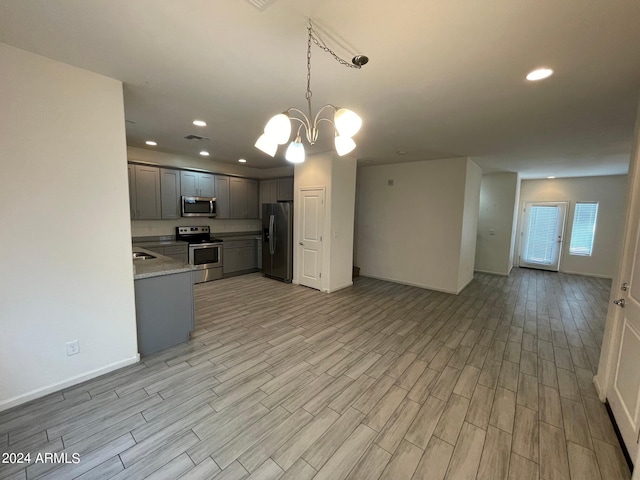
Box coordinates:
[0,354,140,413]
[360,274,459,295]
[326,281,353,293]
[474,269,510,277]
[593,374,606,401]
[558,269,613,280]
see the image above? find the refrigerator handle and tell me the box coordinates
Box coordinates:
[269,214,276,255]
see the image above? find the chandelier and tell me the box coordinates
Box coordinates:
[255,20,368,163]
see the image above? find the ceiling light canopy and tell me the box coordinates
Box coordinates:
[255,20,366,164]
[193,120,207,127]
[526,67,554,81]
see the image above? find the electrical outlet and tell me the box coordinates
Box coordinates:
[66,340,80,356]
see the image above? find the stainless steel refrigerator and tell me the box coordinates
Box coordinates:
[262,202,293,282]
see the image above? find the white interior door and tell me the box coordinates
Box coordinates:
[519,201,567,271]
[298,188,324,291]
[607,191,640,464]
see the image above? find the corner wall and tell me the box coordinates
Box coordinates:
[458,160,482,290]
[517,175,628,278]
[475,172,520,276]
[0,44,138,410]
[355,157,481,294]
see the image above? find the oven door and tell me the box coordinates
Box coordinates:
[189,243,222,269]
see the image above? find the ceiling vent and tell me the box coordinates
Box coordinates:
[184,134,210,141]
[245,0,276,12]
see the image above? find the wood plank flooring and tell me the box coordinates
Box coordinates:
[0,268,631,480]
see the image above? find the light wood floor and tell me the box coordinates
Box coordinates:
[0,269,631,480]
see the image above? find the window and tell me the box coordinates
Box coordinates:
[569,202,599,256]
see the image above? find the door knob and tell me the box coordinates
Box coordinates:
[614,298,626,307]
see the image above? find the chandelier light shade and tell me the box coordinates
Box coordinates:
[334,134,356,156]
[255,20,367,163]
[285,136,306,163]
[334,108,362,138]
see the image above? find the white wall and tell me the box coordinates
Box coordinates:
[517,175,628,278]
[475,172,520,275]
[458,160,482,290]
[0,44,138,410]
[356,157,481,294]
[293,152,357,293]
[329,157,358,292]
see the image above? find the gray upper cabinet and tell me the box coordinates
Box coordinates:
[180,171,215,197]
[128,164,137,219]
[277,177,294,202]
[215,175,230,219]
[247,179,258,218]
[260,179,277,219]
[230,178,259,219]
[160,168,181,219]
[130,164,161,220]
[230,177,247,218]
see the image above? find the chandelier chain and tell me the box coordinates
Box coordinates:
[309,22,361,71]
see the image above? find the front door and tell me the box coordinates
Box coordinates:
[519,201,567,271]
[298,188,324,291]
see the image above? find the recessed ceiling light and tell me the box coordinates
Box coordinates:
[193,120,207,127]
[547,176,556,179]
[145,140,157,146]
[526,68,554,81]
[199,151,210,156]
[238,159,247,163]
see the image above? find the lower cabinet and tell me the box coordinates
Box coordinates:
[223,239,258,275]
[134,271,194,356]
[134,244,188,264]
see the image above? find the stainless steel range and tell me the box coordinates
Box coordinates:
[176,226,223,283]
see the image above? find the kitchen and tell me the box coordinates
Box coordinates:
[130,159,295,355]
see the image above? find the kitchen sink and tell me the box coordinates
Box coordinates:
[132,251,156,260]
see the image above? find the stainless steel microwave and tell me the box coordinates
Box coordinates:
[181,196,217,217]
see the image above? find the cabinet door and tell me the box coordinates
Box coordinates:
[160,168,181,219]
[128,164,137,219]
[198,173,216,197]
[277,177,294,202]
[259,179,277,219]
[230,178,248,218]
[215,175,230,219]
[247,180,259,219]
[135,165,161,219]
[223,247,240,274]
[239,245,258,270]
[180,171,198,196]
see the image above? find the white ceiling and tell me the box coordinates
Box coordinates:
[2,0,639,178]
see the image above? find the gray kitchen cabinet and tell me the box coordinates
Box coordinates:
[160,168,181,219]
[259,179,277,219]
[133,243,188,263]
[130,164,161,220]
[180,171,215,197]
[215,175,230,219]
[128,164,137,219]
[230,177,247,218]
[247,179,259,218]
[230,178,258,219]
[223,239,258,275]
[277,177,294,202]
[134,270,194,356]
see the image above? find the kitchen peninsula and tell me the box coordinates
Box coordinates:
[133,247,196,356]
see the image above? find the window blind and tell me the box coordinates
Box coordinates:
[569,202,598,256]
[524,205,559,265]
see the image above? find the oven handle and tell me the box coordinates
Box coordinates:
[269,214,275,255]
